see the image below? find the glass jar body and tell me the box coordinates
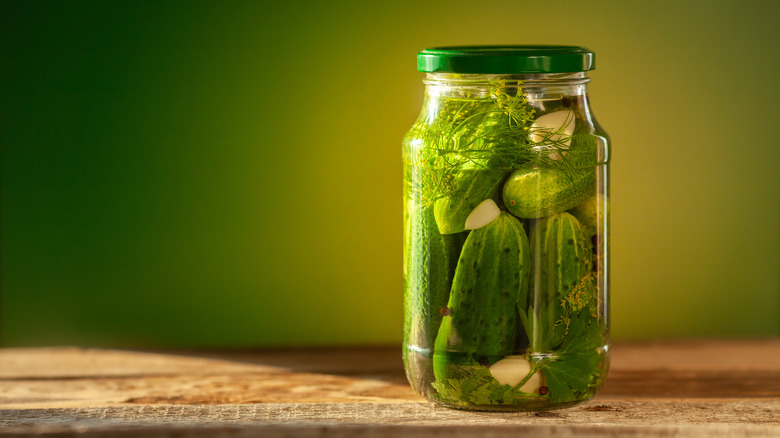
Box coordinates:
[402,73,610,411]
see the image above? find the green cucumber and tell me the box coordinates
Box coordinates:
[570,193,608,297]
[502,133,599,219]
[433,212,530,380]
[403,201,467,359]
[570,193,607,238]
[434,168,509,234]
[530,212,592,300]
[529,212,594,350]
[502,166,595,219]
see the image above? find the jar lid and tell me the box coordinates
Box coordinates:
[417,45,595,74]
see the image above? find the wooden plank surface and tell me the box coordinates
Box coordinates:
[0,339,779,437]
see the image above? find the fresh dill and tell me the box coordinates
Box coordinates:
[431,363,543,406]
[405,81,597,208]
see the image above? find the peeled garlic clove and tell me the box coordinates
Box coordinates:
[464,199,500,230]
[519,368,544,394]
[489,355,530,386]
[531,110,575,160]
[531,109,575,145]
[489,355,544,393]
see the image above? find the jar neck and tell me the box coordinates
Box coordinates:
[423,72,590,101]
[413,72,599,136]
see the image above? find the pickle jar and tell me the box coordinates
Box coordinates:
[402,46,610,411]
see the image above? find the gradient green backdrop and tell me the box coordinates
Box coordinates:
[2,0,778,347]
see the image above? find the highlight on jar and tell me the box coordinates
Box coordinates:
[402,46,611,411]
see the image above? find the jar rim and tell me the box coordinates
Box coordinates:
[417,45,595,74]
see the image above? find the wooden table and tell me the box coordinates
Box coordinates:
[1,339,778,437]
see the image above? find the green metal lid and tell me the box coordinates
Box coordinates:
[417,45,595,74]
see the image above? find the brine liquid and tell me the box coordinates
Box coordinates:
[403,88,610,411]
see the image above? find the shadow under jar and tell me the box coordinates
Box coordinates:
[402,46,611,411]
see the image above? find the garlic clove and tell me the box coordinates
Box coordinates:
[531,110,575,160]
[531,109,575,145]
[464,199,500,230]
[489,355,544,393]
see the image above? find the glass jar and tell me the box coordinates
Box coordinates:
[402,46,610,411]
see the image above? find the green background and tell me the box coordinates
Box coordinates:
[2,0,778,347]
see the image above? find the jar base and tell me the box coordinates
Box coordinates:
[427,394,596,412]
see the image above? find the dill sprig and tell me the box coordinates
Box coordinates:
[411,83,607,406]
[407,81,585,207]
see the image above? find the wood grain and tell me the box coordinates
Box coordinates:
[0,339,778,437]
